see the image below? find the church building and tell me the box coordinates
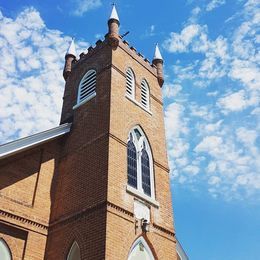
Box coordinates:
[0,5,186,260]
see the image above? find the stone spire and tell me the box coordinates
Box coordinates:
[109,4,120,22]
[153,43,163,61]
[107,4,120,47]
[66,38,76,58]
[152,44,164,87]
[63,39,77,80]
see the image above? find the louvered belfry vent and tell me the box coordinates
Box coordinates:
[141,80,149,109]
[78,69,96,104]
[126,68,135,97]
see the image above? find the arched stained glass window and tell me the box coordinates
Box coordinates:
[141,149,151,196]
[128,237,154,260]
[127,126,155,199]
[67,241,81,260]
[0,239,11,260]
[127,140,138,189]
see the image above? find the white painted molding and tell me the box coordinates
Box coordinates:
[0,123,72,159]
[125,94,152,115]
[126,185,159,208]
[127,236,155,260]
[73,92,96,110]
[176,238,189,260]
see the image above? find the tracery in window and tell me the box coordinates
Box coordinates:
[128,237,155,260]
[67,241,81,260]
[127,126,155,199]
[0,239,11,260]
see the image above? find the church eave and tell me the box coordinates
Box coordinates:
[0,123,72,160]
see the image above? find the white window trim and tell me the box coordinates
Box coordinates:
[127,236,155,260]
[67,241,80,260]
[75,69,96,108]
[127,126,157,206]
[125,94,152,115]
[126,185,159,207]
[0,239,12,260]
[73,92,96,110]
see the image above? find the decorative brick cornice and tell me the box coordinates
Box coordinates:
[0,210,48,231]
[107,201,134,218]
[152,223,175,237]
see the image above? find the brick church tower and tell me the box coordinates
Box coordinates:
[0,5,177,260]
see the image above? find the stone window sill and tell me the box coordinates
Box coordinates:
[125,94,152,115]
[73,92,96,110]
[126,185,159,208]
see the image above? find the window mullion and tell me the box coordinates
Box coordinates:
[137,150,142,192]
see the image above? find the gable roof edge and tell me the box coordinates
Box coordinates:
[0,123,72,160]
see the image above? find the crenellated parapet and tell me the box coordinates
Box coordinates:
[63,5,164,87]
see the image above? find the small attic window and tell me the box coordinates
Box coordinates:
[140,80,150,109]
[126,68,135,98]
[77,69,96,104]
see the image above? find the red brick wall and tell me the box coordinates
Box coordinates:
[0,38,176,260]
[0,140,60,259]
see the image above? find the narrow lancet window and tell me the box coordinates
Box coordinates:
[127,126,155,199]
[127,138,138,189]
[141,148,151,196]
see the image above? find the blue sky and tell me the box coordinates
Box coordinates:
[0,0,259,259]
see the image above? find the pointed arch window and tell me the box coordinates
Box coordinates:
[140,80,150,109]
[0,239,12,260]
[67,241,81,260]
[77,69,96,105]
[127,135,138,189]
[141,147,151,196]
[126,68,135,98]
[128,237,155,260]
[127,126,155,200]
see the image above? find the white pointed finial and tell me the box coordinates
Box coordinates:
[66,38,76,58]
[153,43,163,61]
[109,4,120,22]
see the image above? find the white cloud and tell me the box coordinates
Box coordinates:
[217,90,258,113]
[165,102,189,139]
[208,176,221,185]
[206,0,226,11]
[184,165,200,175]
[0,8,89,144]
[163,83,182,98]
[236,127,257,146]
[164,0,260,201]
[194,136,223,154]
[163,24,202,52]
[188,7,201,23]
[71,0,102,16]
